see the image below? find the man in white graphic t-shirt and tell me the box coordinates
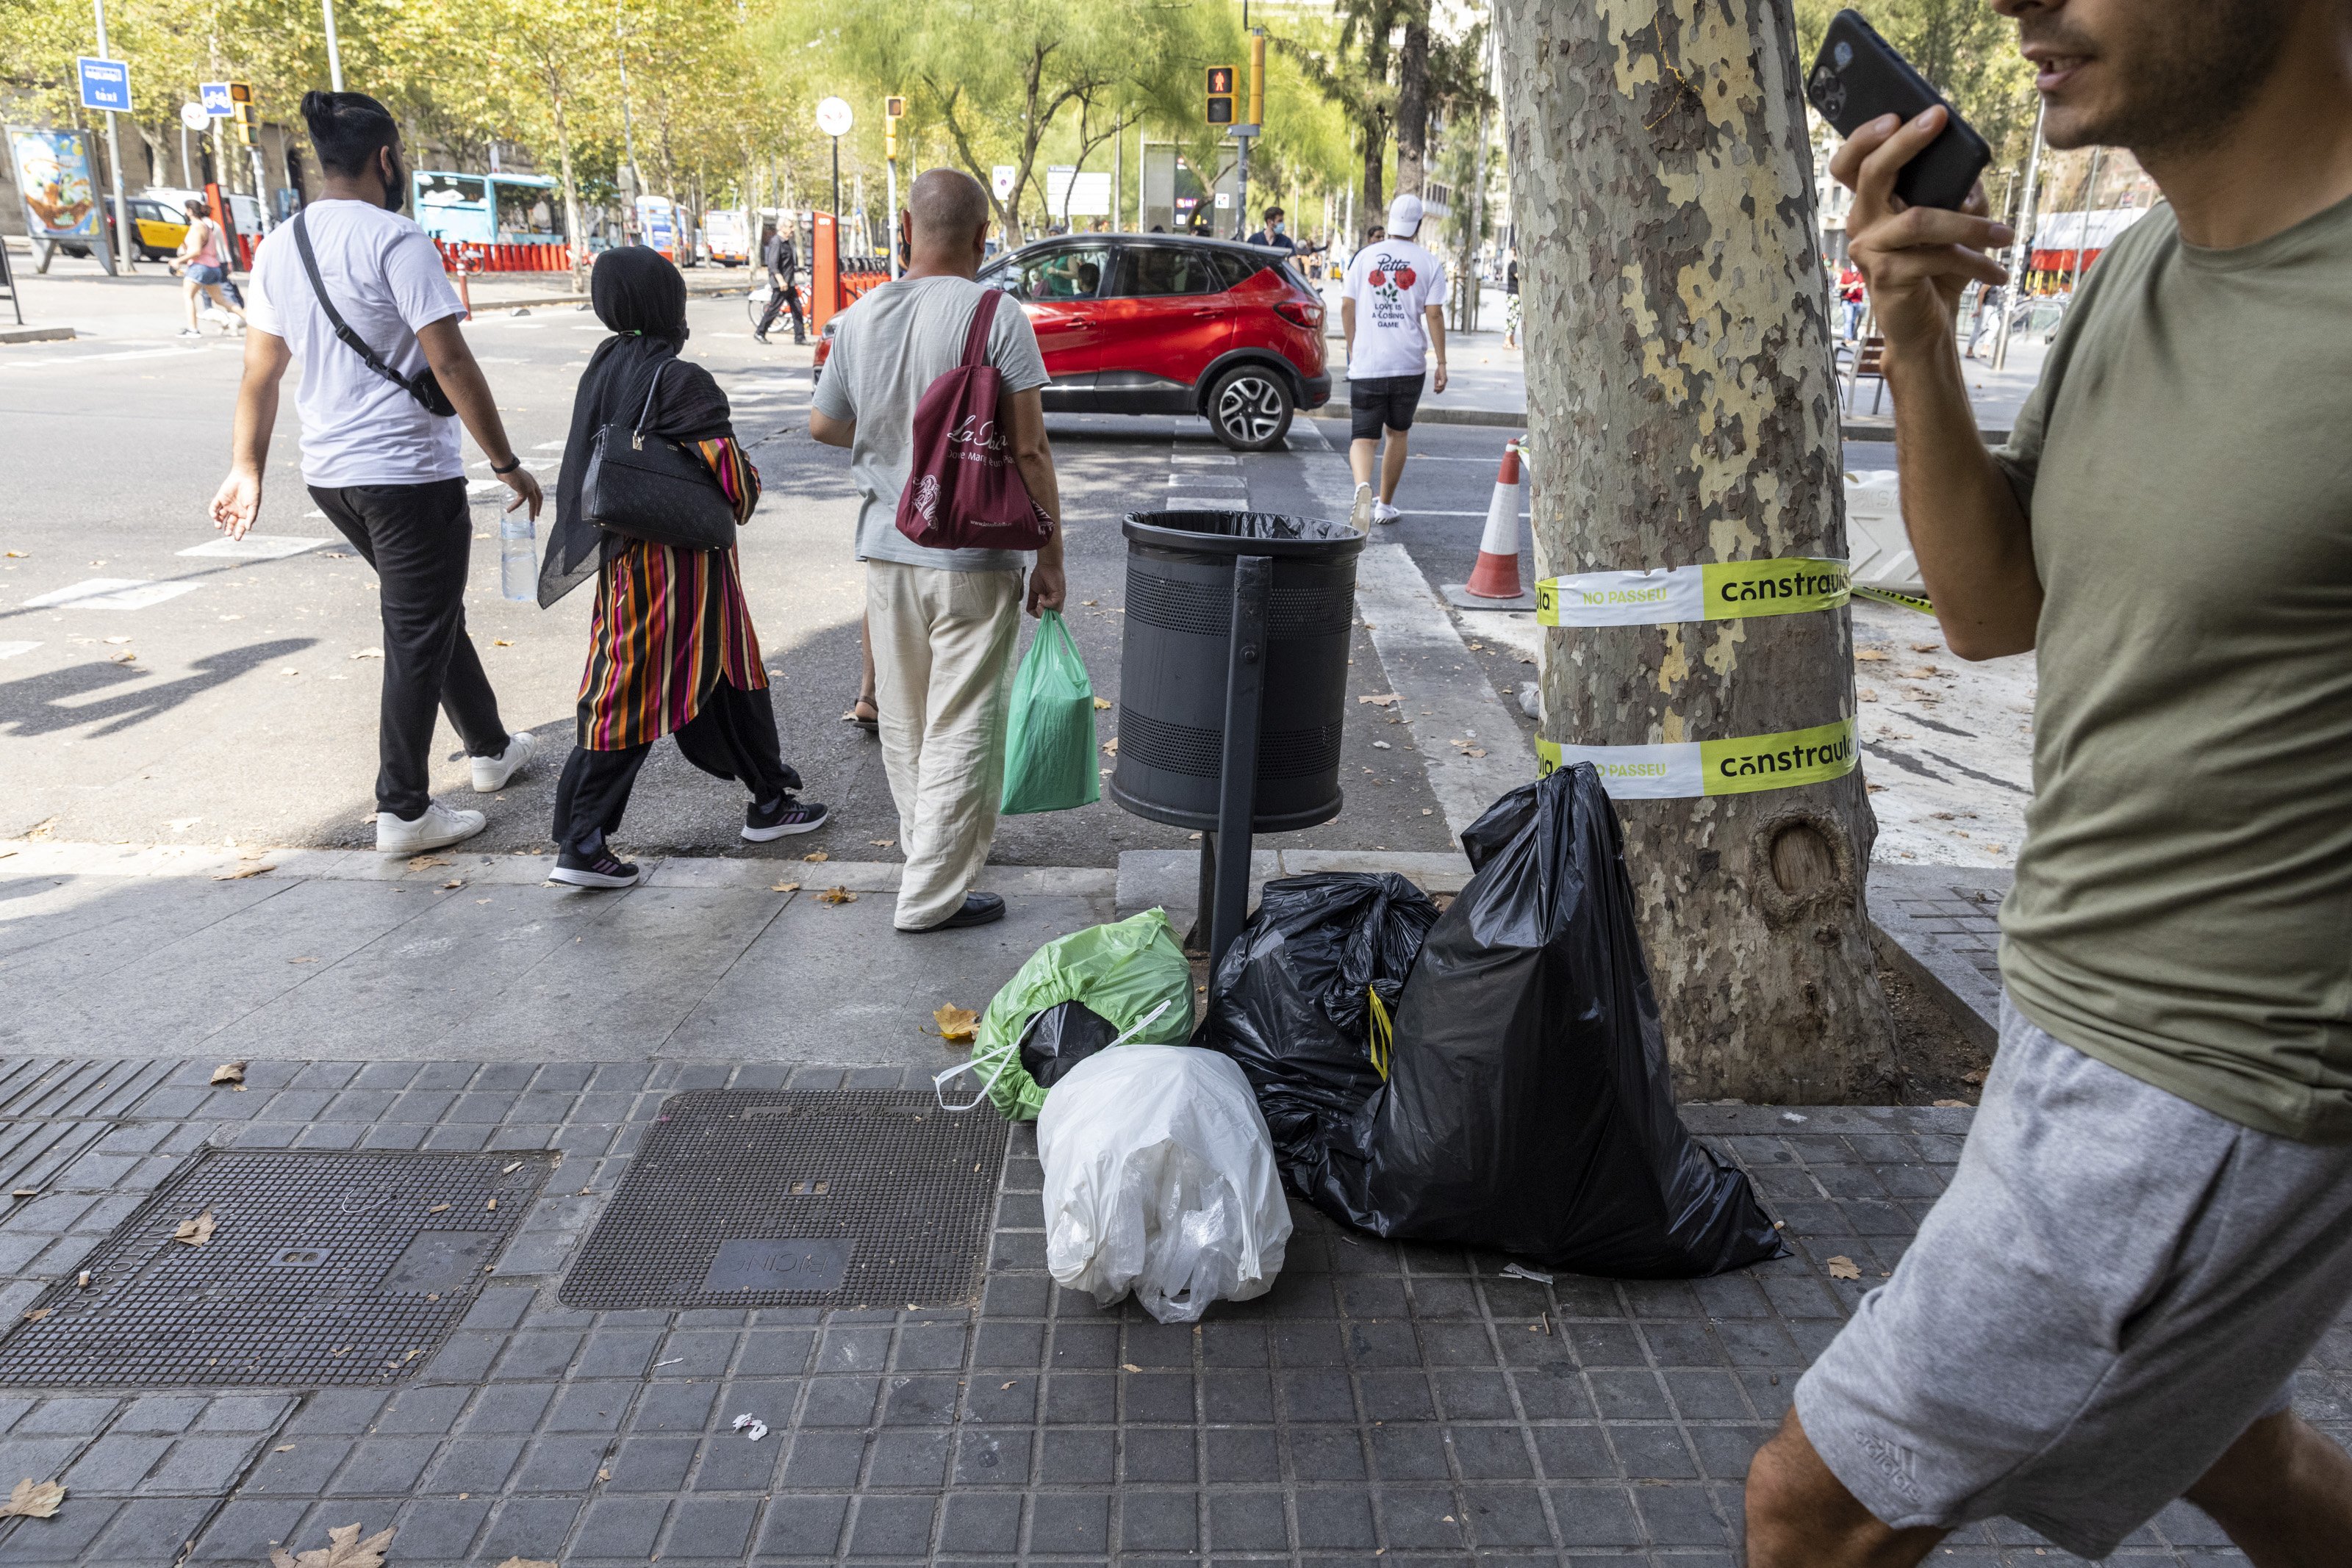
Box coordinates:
[1340,193,1448,528]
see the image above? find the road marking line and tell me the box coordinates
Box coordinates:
[177,536,329,561]
[1166,497,1250,511]
[20,578,203,611]
[0,641,40,661]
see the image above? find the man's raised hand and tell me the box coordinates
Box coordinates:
[1831,107,2013,350]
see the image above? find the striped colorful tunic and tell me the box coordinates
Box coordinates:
[576,437,765,750]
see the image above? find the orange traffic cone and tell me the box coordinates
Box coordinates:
[1463,440,1526,600]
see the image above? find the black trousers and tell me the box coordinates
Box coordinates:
[551,682,800,854]
[309,478,509,820]
[756,281,806,339]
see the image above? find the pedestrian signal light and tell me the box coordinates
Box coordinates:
[1206,65,1236,125]
[229,80,255,145]
[885,96,906,118]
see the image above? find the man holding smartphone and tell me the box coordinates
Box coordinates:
[1745,2,2352,1564]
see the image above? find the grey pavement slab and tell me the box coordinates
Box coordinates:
[1867,865,2012,1050]
[0,1054,2309,1566]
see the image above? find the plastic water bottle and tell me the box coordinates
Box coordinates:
[500,510,535,601]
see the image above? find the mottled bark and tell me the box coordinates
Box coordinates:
[1496,0,1896,1101]
[1394,16,1432,195]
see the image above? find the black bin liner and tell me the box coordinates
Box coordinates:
[1019,999,1122,1090]
[1192,873,1438,1198]
[1205,765,1785,1278]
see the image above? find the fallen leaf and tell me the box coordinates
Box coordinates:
[933,1004,979,1043]
[801,850,828,863]
[74,1272,88,1290]
[1910,641,1940,652]
[1092,697,1112,710]
[406,855,451,870]
[484,1198,497,1211]
[1001,1381,1016,1390]
[1825,1255,1862,1281]
[24,817,57,840]
[20,1309,49,1323]
[279,668,300,677]
[815,885,856,905]
[1463,747,1487,758]
[868,838,894,848]
[349,647,383,660]
[109,650,136,664]
[493,1560,560,1568]
[1897,665,1944,680]
[1101,736,1119,755]
[770,880,801,893]
[1355,693,1400,707]
[1120,1363,1142,1373]
[269,1522,395,1568]
[1857,688,1879,702]
[210,1061,245,1085]
[502,1161,522,1174]
[0,1480,64,1520]
[173,1210,216,1248]
[441,879,465,891]
[596,1467,611,1482]
[428,1204,450,1213]
[1932,1098,1972,1109]
[212,863,273,880]
[7,1189,35,1199]
[287,955,318,964]
[275,1444,295,1453]
[492,639,513,647]
[1854,648,1890,662]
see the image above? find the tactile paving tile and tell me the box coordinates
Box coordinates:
[0,1150,550,1387]
[559,1090,1008,1311]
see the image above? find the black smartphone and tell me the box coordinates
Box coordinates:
[1806,10,1993,212]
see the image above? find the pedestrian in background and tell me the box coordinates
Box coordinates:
[208,90,539,855]
[1838,261,1867,339]
[171,198,246,337]
[1340,194,1448,529]
[808,168,1066,932]
[537,247,826,890]
[753,219,805,345]
[1746,0,2352,1560]
[1502,245,1521,349]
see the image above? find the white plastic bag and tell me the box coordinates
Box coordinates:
[1037,1044,1293,1323]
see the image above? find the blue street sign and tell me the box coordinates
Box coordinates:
[76,58,132,115]
[199,81,233,116]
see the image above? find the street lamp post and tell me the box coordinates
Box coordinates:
[815,97,853,284]
[90,0,134,275]
[1993,96,2046,373]
[321,0,345,91]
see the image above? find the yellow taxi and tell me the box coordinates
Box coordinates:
[128,198,188,262]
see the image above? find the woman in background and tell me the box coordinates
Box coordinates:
[539,247,827,888]
[172,198,247,337]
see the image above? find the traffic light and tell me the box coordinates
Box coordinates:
[884,96,904,160]
[1205,65,1236,126]
[229,81,255,146]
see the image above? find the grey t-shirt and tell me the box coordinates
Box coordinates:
[811,274,1052,572]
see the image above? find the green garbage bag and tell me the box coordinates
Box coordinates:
[958,910,1195,1121]
[1000,611,1100,816]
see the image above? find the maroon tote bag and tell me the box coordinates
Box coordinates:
[894,287,1055,553]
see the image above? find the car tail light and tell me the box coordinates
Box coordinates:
[1275,299,1324,329]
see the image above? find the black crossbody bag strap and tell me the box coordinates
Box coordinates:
[290,210,455,417]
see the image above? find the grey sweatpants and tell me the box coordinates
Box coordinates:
[1796,996,2352,1557]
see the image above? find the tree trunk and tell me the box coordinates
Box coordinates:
[1496,0,1896,1101]
[1394,15,1431,195]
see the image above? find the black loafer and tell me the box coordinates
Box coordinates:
[913,891,1004,932]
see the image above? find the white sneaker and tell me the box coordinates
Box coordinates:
[1348,482,1374,532]
[1372,501,1402,525]
[376,801,487,854]
[471,730,537,793]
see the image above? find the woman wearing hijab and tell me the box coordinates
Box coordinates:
[539,247,827,888]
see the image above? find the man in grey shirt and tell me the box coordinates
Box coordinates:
[809,168,1068,932]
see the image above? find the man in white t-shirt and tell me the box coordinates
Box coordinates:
[1341,194,1449,528]
[207,90,543,855]
[808,168,1067,933]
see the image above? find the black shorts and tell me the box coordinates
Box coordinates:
[1349,373,1426,441]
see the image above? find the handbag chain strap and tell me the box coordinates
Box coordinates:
[631,360,666,451]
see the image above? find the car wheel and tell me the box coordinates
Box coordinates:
[1208,365,1294,451]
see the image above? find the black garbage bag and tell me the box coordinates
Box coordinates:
[1019,999,1122,1090]
[1326,764,1784,1276]
[1194,873,1438,1197]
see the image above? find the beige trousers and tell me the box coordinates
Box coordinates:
[866,561,1024,929]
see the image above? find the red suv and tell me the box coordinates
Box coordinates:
[814,236,1329,451]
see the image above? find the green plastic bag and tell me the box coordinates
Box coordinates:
[959,910,1195,1120]
[1000,611,1100,816]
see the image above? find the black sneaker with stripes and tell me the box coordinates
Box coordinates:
[742,794,830,843]
[549,845,642,889]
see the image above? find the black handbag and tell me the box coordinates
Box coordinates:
[580,362,739,553]
[290,209,457,417]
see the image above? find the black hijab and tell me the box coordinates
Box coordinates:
[537,246,737,607]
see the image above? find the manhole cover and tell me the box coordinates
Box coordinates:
[0,1151,550,1388]
[561,1090,1008,1311]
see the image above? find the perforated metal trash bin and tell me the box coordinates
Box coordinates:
[1109,510,1366,833]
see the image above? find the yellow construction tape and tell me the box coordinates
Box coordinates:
[1367,986,1394,1082]
[1536,558,1850,627]
[1536,717,1858,799]
[1853,583,1935,615]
